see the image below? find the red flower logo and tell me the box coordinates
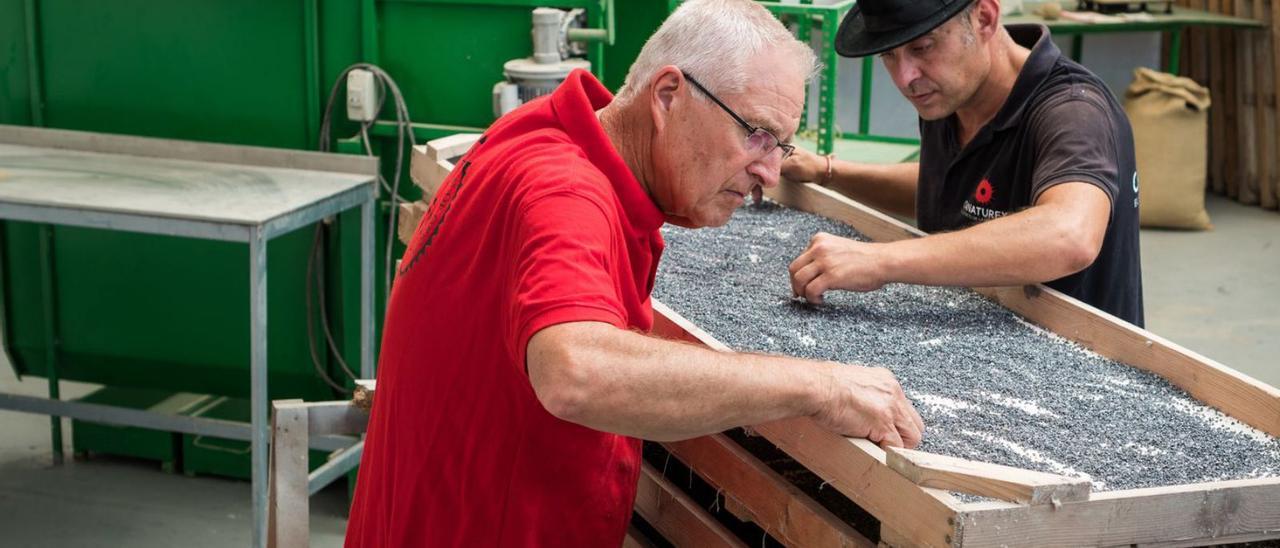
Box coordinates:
[974,179,994,205]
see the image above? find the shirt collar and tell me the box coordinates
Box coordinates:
[550,70,666,234]
[990,24,1060,131]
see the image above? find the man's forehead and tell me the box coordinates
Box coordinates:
[740,77,806,133]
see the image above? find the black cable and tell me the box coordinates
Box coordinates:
[307,63,418,392]
[305,224,354,394]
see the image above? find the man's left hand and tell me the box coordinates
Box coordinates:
[789,232,889,304]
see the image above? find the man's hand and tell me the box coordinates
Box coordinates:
[812,364,924,449]
[789,232,890,303]
[782,147,826,183]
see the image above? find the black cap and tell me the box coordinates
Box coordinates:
[835,0,975,58]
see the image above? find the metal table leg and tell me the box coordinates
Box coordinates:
[250,229,269,548]
[361,199,374,379]
[38,225,62,465]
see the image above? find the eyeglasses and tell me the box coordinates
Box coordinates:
[682,72,796,161]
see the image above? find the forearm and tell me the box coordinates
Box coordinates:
[528,322,830,441]
[826,160,918,219]
[879,204,1098,287]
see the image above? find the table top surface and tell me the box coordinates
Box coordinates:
[0,143,374,228]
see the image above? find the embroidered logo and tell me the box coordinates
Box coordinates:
[974,178,994,205]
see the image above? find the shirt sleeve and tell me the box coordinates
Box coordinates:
[509,187,627,374]
[1029,90,1121,209]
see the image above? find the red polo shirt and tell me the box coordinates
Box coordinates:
[345,70,665,547]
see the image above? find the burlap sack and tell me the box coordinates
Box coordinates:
[1124,67,1213,229]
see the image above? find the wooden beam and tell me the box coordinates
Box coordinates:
[411,133,482,200]
[1251,0,1275,210]
[1209,0,1227,194]
[955,477,1280,546]
[662,434,874,548]
[975,284,1280,437]
[885,446,1091,505]
[634,463,747,548]
[765,181,1280,437]
[1270,0,1280,209]
[1237,0,1259,205]
[651,302,963,548]
[268,400,310,548]
[1223,0,1241,199]
[622,525,658,548]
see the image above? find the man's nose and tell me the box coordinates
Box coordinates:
[748,149,783,189]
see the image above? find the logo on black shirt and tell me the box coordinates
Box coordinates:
[962,178,1007,222]
[974,179,994,205]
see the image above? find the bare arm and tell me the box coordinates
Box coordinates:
[790,182,1111,302]
[526,321,924,447]
[782,147,919,218]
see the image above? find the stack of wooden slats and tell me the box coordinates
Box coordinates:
[1176,0,1280,211]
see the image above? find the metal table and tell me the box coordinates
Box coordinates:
[0,125,378,548]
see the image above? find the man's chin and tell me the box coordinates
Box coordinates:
[664,211,731,229]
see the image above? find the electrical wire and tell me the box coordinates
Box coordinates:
[307,63,418,394]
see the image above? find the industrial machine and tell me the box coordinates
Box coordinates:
[493,8,594,117]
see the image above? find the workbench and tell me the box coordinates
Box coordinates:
[0,125,378,548]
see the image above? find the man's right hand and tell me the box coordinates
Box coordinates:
[811,364,924,449]
[781,146,827,183]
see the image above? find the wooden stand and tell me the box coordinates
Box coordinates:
[646,181,1280,547]
[408,135,1280,546]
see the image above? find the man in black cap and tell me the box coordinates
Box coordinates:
[782,0,1144,326]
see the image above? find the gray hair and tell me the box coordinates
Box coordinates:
[616,0,818,102]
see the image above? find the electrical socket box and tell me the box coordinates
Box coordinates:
[346,69,377,122]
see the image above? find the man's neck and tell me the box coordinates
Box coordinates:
[598,100,655,198]
[954,32,1032,146]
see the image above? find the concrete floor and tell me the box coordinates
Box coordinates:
[0,193,1275,546]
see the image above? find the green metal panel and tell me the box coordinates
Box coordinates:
[0,0,32,126]
[71,387,211,472]
[0,0,670,406]
[35,0,311,147]
[181,396,329,481]
[377,0,595,129]
[3,222,339,399]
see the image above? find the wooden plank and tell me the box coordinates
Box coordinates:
[877,526,911,548]
[1189,0,1209,86]
[885,446,1091,505]
[955,477,1280,546]
[633,463,747,548]
[1270,0,1280,209]
[411,133,482,200]
[623,525,658,548]
[651,302,963,548]
[764,181,1280,437]
[1252,0,1276,210]
[663,434,874,548]
[975,284,1280,437]
[1237,0,1260,205]
[396,200,428,245]
[1224,0,1242,199]
[1209,0,1227,194]
[268,400,310,548]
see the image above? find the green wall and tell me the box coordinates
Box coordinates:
[0,0,668,399]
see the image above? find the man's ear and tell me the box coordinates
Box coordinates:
[976,0,1000,39]
[649,66,685,133]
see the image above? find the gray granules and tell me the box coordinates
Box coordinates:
[652,201,1280,493]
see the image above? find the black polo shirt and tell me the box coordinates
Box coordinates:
[916,24,1143,327]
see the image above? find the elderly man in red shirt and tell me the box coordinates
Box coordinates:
[345,0,925,545]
